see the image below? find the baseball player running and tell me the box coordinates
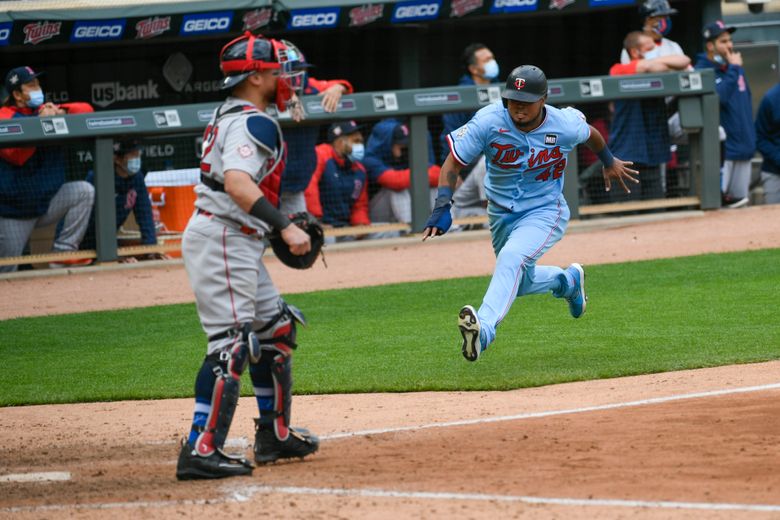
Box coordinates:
[176,32,319,480]
[423,65,638,361]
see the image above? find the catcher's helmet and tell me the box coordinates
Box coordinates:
[639,0,678,18]
[501,65,547,103]
[219,32,306,111]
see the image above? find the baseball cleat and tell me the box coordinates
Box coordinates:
[175,438,253,480]
[458,305,482,362]
[565,263,587,318]
[253,421,319,464]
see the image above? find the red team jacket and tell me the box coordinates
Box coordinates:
[304,143,369,227]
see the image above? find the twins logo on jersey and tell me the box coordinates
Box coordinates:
[489,142,523,170]
[527,146,566,182]
[488,142,565,181]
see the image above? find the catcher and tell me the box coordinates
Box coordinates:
[176,32,322,480]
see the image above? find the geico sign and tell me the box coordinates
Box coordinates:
[0,29,9,40]
[74,25,123,38]
[291,13,337,27]
[395,3,440,18]
[493,0,536,7]
[183,17,230,32]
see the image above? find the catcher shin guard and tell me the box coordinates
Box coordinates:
[252,304,299,439]
[194,329,252,457]
[250,301,318,463]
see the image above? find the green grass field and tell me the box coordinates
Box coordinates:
[1,249,778,407]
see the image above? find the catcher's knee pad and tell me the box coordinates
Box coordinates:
[254,300,306,355]
[195,324,256,456]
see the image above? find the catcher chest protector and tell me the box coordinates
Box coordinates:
[254,301,306,441]
[195,324,255,456]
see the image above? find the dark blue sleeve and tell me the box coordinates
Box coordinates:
[716,66,740,101]
[133,174,157,245]
[756,93,780,167]
[362,152,394,183]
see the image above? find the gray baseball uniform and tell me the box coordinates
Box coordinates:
[182,97,285,356]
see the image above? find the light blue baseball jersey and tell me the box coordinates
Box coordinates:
[446,103,590,213]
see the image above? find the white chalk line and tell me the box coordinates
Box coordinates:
[4,381,779,515]
[226,484,780,513]
[4,483,779,514]
[141,381,780,447]
[0,472,71,483]
[320,381,780,440]
[2,498,228,514]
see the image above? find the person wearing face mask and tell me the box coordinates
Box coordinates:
[695,21,756,209]
[77,140,159,257]
[608,32,691,203]
[0,66,95,272]
[363,118,440,227]
[440,43,500,165]
[619,0,685,66]
[303,121,370,234]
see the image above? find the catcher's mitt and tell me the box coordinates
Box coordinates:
[268,212,325,269]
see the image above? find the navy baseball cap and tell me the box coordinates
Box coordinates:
[392,123,410,146]
[4,66,44,94]
[703,20,736,41]
[113,139,143,156]
[327,120,361,142]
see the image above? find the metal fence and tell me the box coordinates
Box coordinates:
[0,69,719,271]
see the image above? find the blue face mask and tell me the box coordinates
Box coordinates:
[654,17,672,36]
[348,142,365,162]
[126,156,142,176]
[482,59,499,80]
[27,89,44,109]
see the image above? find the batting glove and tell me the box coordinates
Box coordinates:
[424,186,453,236]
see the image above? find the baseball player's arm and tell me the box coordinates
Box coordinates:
[224,169,311,255]
[133,178,157,245]
[637,54,691,73]
[584,125,640,194]
[307,78,353,113]
[421,153,463,241]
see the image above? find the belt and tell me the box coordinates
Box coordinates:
[197,209,258,236]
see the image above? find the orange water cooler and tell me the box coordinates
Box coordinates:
[145,169,200,257]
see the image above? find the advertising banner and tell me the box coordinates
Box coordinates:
[0,0,641,47]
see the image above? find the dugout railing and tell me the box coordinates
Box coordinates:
[0,69,718,268]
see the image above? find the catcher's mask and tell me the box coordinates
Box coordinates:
[219,32,305,111]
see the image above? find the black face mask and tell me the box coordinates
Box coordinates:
[392,148,409,168]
